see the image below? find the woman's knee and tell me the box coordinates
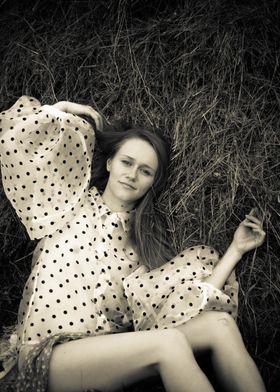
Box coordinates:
[204,311,242,346]
[158,329,193,361]
[209,311,235,326]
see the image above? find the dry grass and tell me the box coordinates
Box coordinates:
[0,0,279,391]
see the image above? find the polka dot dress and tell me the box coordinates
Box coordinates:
[124,245,238,331]
[0,97,238,391]
[0,97,139,390]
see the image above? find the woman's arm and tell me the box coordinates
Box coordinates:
[53,101,103,131]
[204,211,266,289]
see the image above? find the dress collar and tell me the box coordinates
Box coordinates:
[90,186,134,233]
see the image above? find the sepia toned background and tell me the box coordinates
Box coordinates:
[0,0,279,390]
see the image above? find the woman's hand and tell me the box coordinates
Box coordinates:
[231,210,266,257]
[204,210,265,289]
[53,101,103,131]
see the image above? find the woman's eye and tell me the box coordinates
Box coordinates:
[141,168,152,176]
[121,160,131,166]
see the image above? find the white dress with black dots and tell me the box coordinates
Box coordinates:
[124,245,238,331]
[0,96,238,390]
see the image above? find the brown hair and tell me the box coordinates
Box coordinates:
[90,119,174,268]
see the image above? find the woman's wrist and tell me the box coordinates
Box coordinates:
[226,242,243,262]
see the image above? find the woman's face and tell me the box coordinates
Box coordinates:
[104,137,159,210]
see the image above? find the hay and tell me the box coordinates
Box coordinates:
[0,0,279,391]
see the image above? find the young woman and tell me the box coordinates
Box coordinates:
[0,97,266,392]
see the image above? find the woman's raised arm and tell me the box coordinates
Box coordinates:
[53,101,103,131]
[0,96,97,240]
[204,210,266,289]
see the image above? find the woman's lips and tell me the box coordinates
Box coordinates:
[119,181,136,190]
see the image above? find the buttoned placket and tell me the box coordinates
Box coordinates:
[94,211,129,259]
[91,209,131,332]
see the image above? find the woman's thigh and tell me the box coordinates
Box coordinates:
[47,330,169,392]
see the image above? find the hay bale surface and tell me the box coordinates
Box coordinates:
[0,0,279,391]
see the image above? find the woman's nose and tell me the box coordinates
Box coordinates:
[127,166,138,181]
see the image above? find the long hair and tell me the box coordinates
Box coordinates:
[89,118,174,269]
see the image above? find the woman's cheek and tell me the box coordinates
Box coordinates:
[142,177,154,193]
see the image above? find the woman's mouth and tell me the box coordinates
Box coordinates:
[119,181,136,190]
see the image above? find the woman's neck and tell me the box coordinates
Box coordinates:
[102,187,135,213]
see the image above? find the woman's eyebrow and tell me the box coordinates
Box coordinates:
[120,155,156,171]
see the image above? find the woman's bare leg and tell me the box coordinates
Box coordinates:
[48,328,214,392]
[177,311,266,392]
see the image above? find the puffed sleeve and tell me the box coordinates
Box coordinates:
[124,245,239,331]
[0,96,95,239]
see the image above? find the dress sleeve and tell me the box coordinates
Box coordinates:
[0,96,95,239]
[124,245,239,331]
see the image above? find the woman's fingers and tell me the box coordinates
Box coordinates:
[242,221,262,230]
[90,110,103,130]
[245,214,263,226]
[234,211,266,252]
[243,221,266,236]
[240,220,266,243]
[246,224,266,245]
[54,102,103,130]
[86,107,103,130]
[254,230,266,246]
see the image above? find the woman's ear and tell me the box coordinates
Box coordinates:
[106,158,112,172]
